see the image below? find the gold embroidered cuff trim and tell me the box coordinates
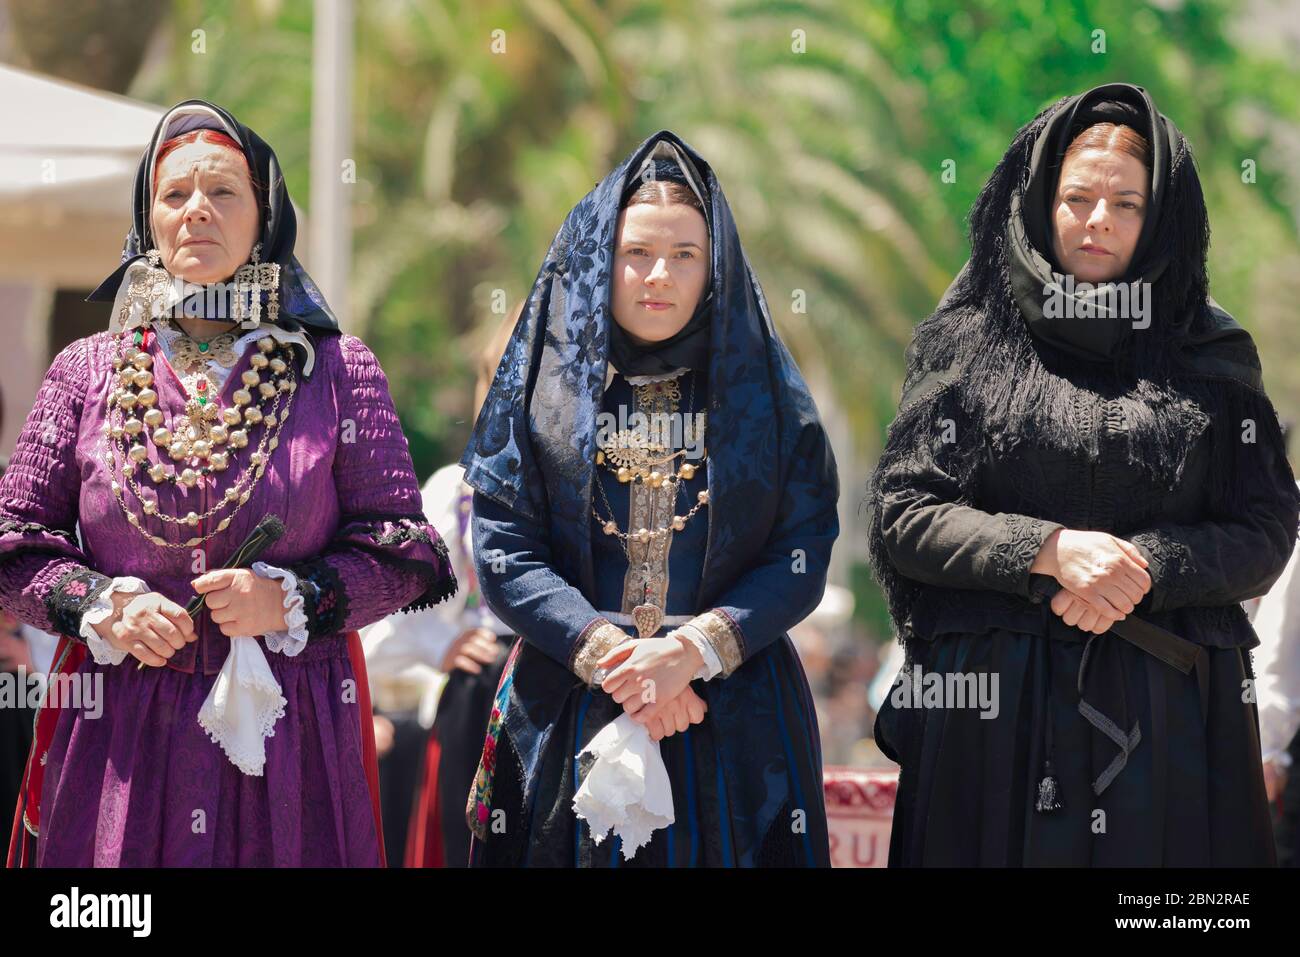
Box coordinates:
[688,609,745,677]
[570,617,629,685]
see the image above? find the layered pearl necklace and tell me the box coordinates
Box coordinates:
[102,320,299,548]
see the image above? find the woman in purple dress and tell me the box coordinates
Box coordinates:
[0,100,456,867]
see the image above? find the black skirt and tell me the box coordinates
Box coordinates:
[432,636,512,867]
[0,671,35,827]
[875,628,1275,866]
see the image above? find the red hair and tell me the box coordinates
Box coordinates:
[1062,122,1151,171]
[152,129,252,193]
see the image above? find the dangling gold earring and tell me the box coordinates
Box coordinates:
[117,248,174,330]
[233,242,281,328]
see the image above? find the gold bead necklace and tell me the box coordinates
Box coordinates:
[102,325,298,548]
[591,370,709,545]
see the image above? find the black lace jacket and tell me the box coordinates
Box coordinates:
[875,373,1300,652]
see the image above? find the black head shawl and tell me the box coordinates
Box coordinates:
[461,131,838,609]
[1009,83,1203,363]
[866,82,1290,651]
[86,99,339,344]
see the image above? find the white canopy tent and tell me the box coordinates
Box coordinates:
[0,64,163,455]
[0,63,163,287]
[0,61,333,457]
[0,1,354,452]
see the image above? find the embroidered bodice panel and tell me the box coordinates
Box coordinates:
[587,369,710,617]
[982,392,1201,535]
[152,320,264,396]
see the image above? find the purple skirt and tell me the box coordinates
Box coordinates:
[36,636,381,867]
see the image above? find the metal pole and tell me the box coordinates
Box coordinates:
[310,0,353,327]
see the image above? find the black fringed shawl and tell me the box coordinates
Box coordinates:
[866,83,1296,656]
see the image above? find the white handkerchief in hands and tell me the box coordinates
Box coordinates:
[197,637,287,776]
[572,713,675,860]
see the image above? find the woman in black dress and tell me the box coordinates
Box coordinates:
[867,83,1300,866]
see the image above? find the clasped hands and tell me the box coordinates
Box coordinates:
[596,633,708,742]
[91,569,289,667]
[1030,528,1152,635]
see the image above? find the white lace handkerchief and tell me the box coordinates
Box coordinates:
[197,638,287,776]
[572,713,675,860]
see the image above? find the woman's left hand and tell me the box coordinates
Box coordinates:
[598,635,705,723]
[192,569,290,637]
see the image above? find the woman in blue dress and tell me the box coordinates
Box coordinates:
[459,131,840,866]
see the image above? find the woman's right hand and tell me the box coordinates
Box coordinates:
[1031,528,1151,619]
[1049,587,1122,634]
[94,591,196,667]
[439,627,500,675]
[645,685,708,742]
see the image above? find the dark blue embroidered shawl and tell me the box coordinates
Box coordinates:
[460,130,838,609]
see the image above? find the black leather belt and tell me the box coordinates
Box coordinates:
[1040,579,1210,799]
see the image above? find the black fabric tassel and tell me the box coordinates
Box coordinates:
[1036,643,1063,813]
[1036,760,1064,813]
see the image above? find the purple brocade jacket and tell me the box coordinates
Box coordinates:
[0,328,457,675]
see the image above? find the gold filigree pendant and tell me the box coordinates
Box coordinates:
[632,602,664,640]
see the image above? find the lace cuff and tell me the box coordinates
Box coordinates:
[0,517,80,557]
[1128,532,1196,613]
[671,624,724,681]
[251,562,309,657]
[983,515,1065,597]
[79,576,149,666]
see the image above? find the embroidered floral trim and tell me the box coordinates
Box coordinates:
[0,518,78,546]
[685,609,745,677]
[288,558,349,638]
[569,618,628,685]
[986,514,1059,594]
[370,519,435,548]
[467,659,514,841]
[1129,531,1196,611]
[45,567,113,640]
